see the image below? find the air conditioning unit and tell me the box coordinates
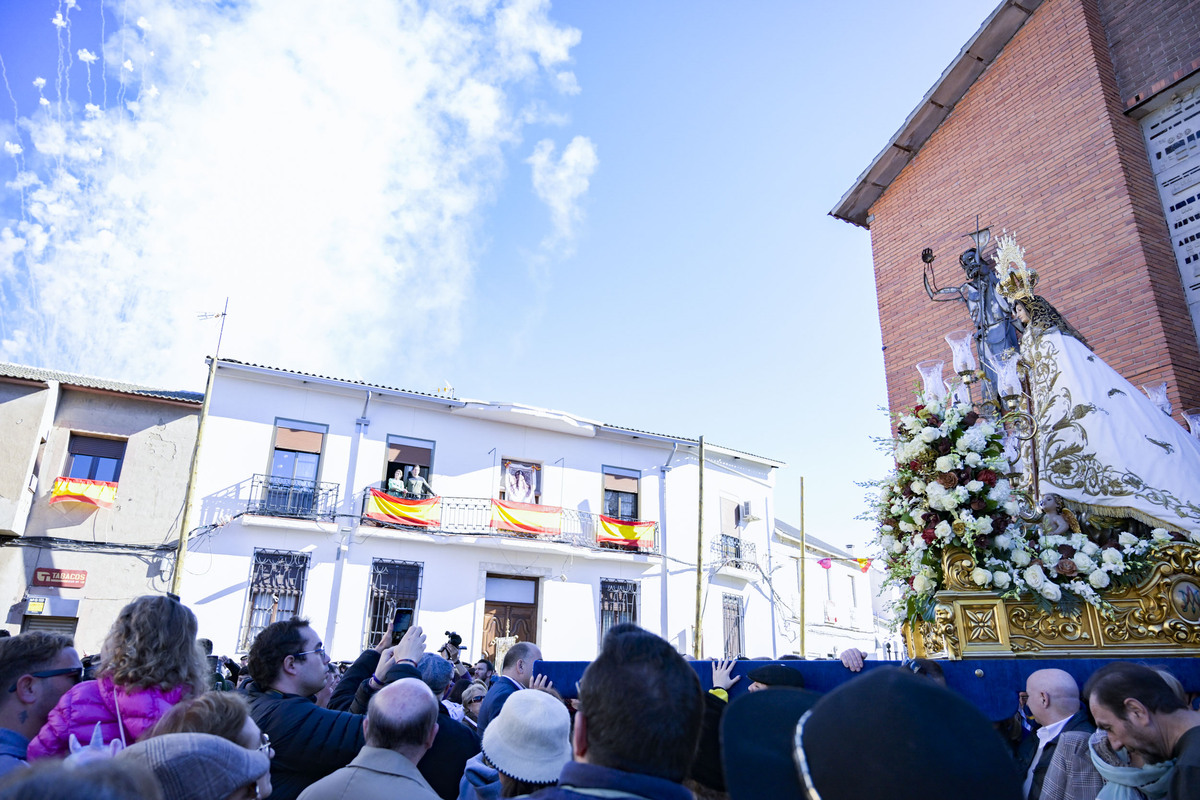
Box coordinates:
[738,500,760,524]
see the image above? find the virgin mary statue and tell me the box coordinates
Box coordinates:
[993,234,1200,536]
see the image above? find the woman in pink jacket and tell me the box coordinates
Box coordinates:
[28,594,208,758]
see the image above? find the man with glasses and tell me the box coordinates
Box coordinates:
[0,631,80,779]
[244,617,426,800]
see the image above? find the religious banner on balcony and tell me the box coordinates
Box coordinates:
[490,498,562,536]
[598,515,655,550]
[49,477,117,509]
[364,488,442,528]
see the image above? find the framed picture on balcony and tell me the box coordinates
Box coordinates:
[502,461,538,504]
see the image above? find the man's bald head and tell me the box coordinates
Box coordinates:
[1026,669,1080,727]
[366,677,439,750]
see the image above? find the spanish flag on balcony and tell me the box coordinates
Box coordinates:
[490,498,562,536]
[364,488,442,528]
[49,477,117,509]
[598,515,655,550]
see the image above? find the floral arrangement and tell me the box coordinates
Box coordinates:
[869,393,1179,626]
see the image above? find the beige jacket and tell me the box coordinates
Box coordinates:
[297,746,440,800]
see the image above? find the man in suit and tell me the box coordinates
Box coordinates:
[476,642,542,737]
[298,678,440,800]
[1019,669,1094,800]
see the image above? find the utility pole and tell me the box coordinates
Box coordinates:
[172,299,228,595]
[799,476,806,658]
[693,436,704,658]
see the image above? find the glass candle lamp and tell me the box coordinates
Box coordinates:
[916,360,946,401]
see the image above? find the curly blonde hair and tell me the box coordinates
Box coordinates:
[99,595,207,694]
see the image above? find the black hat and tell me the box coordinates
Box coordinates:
[746,663,806,688]
[794,668,1022,800]
[722,688,821,800]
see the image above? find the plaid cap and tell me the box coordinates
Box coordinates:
[118,732,269,800]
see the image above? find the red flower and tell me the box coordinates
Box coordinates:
[963,411,980,426]
[922,528,937,545]
[977,469,999,487]
[909,460,921,471]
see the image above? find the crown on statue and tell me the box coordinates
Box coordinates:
[992,232,1037,301]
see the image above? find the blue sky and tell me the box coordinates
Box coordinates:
[0,0,1002,547]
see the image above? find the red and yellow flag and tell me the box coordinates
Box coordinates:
[490,498,562,536]
[364,488,442,528]
[598,515,656,550]
[49,477,117,509]
[856,558,873,573]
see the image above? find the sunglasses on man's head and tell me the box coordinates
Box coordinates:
[8,666,84,692]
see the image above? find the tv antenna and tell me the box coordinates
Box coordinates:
[197,297,230,358]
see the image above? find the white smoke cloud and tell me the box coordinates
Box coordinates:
[0,0,590,389]
[527,134,597,251]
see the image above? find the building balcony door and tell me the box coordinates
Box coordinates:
[482,575,538,664]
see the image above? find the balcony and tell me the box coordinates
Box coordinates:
[247,474,340,521]
[712,534,758,581]
[358,486,659,555]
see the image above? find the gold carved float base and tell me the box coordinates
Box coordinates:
[903,545,1200,659]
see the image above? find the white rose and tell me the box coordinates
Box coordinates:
[1081,541,1099,556]
[1073,553,1096,574]
[965,452,983,468]
[971,567,992,586]
[1070,533,1088,550]
[912,574,934,594]
[993,533,1013,551]
[920,427,940,443]
[965,480,984,493]
[1004,500,1020,516]
[911,480,926,495]
[1101,548,1123,565]
[891,540,906,554]
[1151,528,1173,542]
[902,416,923,432]
[935,520,953,541]
[1023,564,1046,589]
[1040,582,1062,602]
[934,455,960,473]
[1011,550,1032,567]
[1118,532,1139,547]
[1089,569,1111,589]
[1040,549,1062,568]
[910,534,927,551]
[899,521,917,533]
[974,516,995,537]
[992,571,1011,590]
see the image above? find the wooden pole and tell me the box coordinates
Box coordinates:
[694,436,704,658]
[799,475,806,658]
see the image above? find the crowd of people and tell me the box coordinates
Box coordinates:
[1,594,1199,800]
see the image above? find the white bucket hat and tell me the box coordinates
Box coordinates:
[481,689,571,784]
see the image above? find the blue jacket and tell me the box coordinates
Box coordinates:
[529,762,693,800]
[0,728,29,782]
[475,677,520,738]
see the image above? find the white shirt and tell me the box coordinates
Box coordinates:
[1023,715,1073,798]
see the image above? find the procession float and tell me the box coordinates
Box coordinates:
[870,230,1200,660]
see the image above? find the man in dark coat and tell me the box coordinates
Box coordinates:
[476,642,542,737]
[404,653,481,800]
[242,619,425,800]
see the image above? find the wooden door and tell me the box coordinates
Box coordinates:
[482,603,537,663]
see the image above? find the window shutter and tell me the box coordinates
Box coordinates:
[274,427,323,454]
[68,436,126,459]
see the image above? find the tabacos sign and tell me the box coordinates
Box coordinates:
[32,568,87,589]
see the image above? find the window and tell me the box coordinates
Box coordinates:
[720,498,740,535]
[499,460,541,504]
[602,467,639,520]
[384,436,435,497]
[362,560,422,650]
[239,550,310,651]
[265,420,326,516]
[599,579,638,637]
[722,594,745,659]
[66,435,126,483]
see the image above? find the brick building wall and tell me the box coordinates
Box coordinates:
[1098,0,1200,106]
[868,0,1200,424]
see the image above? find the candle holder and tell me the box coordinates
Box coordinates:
[1141,381,1172,416]
[994,350,1023,398]
[1184,408,1200,440]
[915,360,946,401]
[944,330,977,376]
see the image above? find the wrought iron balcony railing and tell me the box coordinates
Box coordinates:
[247,474,340,521]
[358,485,659,555]
[714,534,757,571]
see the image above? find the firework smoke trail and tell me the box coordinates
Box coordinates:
[100,0,107,108]
[0,54,28,219]
[0,0,593,388]
[78,49,97,104]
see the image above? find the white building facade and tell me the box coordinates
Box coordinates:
[178,359,784,663]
